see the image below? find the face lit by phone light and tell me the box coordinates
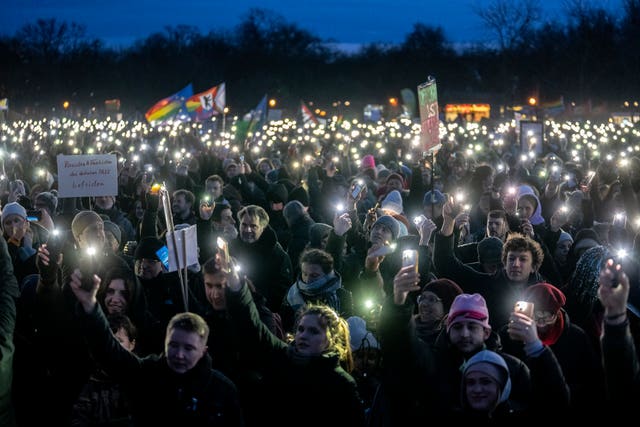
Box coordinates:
[294,313,330,356]
[104,279,130,315]
[369,223,393,246]
[165,327,208,375]
[239,214,266,243]
[2,213,28,242]
[204,271,227,311]
[505,250,535,284]
[77,221,106,250]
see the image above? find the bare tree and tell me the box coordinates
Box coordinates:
[473,0,542,52]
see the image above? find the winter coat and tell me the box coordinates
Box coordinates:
[79,305,243,427]
[229,226,293,312]
[226,282,365,427]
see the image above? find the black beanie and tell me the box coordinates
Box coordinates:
[267,183,289,204]
[134,237,164,261]
[477,236,504,265]
[289,186,310,207]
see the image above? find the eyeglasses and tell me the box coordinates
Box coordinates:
[418,295,442,304]
[534,311,557,323]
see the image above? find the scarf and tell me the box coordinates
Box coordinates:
[538,310,565,346]
[286,271,342,313]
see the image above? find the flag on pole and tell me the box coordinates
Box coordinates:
[300,100,319,125]
[0,98,8,111]
[247,94,268,136]
[145,83,193,125]
[186,82,225,121]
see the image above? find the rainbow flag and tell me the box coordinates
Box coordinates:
[145,84,193,125]
[186,82,225,122]
[541,96,565,116]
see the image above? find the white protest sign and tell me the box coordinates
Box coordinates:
[166,225,199,272]
[56,154,118,198]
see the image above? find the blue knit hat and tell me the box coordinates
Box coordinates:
[1,202,27,220]
[372,215,400,240]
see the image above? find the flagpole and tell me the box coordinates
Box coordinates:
[160,185,188,312]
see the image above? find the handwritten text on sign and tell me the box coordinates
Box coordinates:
[56,154,118,197]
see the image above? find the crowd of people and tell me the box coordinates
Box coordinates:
[0,114,639,425]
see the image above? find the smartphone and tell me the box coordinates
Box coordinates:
[350,181,365,199]
[514,301,534,318]
[402,249,419,273]
[239,155,245,163]
[26,209,42,222]
[155,245,170,270]
[216,237,230,272]
[45,228,64,261]
[201,195,213,207]
[79,247,98,291]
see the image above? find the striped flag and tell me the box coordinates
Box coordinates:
[145,84,193,125]
[0,98,8,111]
[300,100,319,125]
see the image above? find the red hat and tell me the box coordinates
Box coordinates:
[361,154,376,170]
[523,282,566,313]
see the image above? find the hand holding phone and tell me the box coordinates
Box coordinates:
[350,181,365,200]
[402,249,419,273]
[514,301,534,318]
[217,237,230,273]
[46,229,64,262]
[79,247,98,291]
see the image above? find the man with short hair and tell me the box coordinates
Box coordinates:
[171,189,197,225]
[434,198,548,329]
[92,195,136,242]
[69,274,243,426]
[228,204,293,312]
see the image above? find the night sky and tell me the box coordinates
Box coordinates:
[0,0,624,49]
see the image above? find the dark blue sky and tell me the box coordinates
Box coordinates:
[0,0,623,48]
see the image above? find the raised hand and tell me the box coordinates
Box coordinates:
[392,265,420,305]
[68,268,100,314]
[333,212,352,237]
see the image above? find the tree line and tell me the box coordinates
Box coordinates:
[0,0,638,118]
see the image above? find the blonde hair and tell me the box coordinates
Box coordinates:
[297,304,354,373]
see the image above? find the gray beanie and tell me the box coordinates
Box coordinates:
[103,220,122,246]
[308,223,333,248]
[372,215,400,240]
[477,236,504,265]
[35,191,58,216]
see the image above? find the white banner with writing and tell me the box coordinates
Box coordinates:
[56,154,118,198]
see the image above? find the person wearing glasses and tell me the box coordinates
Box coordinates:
[379,285,568,423]
[411,278,462,346]
[498,282,605,417]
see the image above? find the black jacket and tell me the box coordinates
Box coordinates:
[229,226,293,312]
[226,282,364,427]
[79,304,243,427]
